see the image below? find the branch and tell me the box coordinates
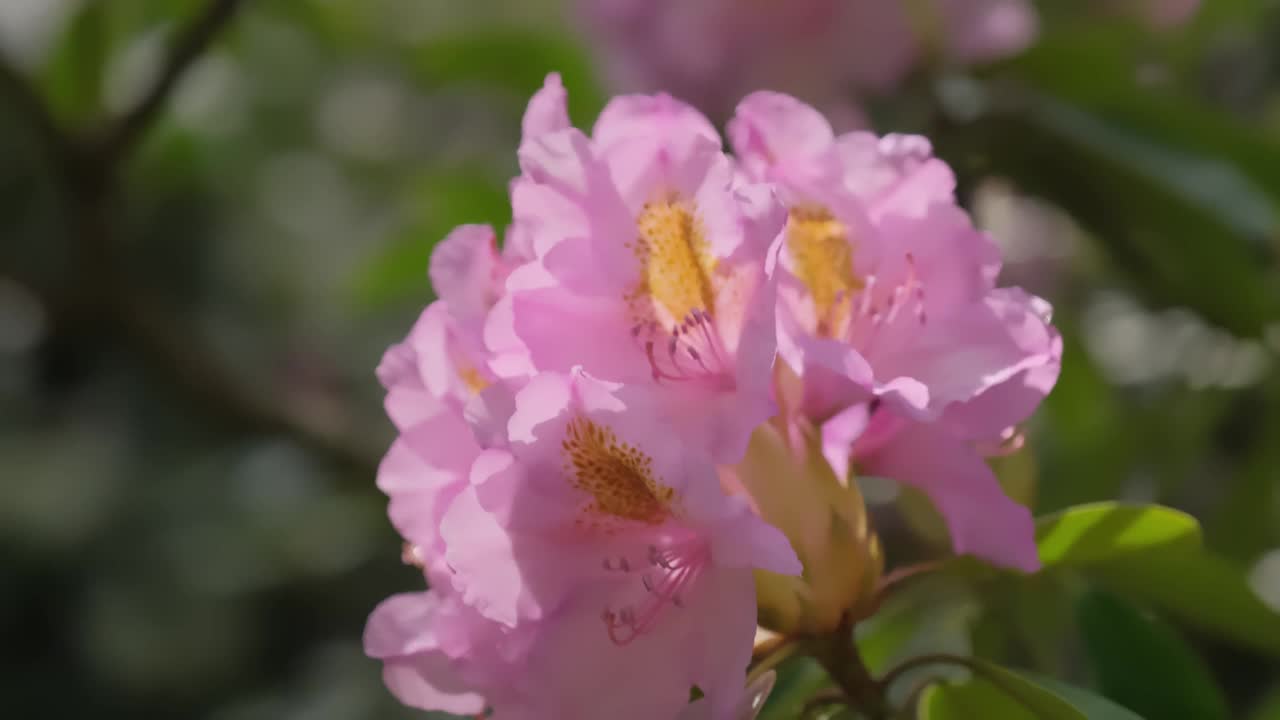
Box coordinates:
[114,292,384,474]
[810,615,891,719]
[0,45,70,165]
[3,0,381,477]
[102,0,246,162]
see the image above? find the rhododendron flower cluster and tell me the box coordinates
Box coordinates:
[365,75,1061,719]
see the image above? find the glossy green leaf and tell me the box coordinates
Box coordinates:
[1036,505,1280,656]
[1024,674,1146,720]
[757,657,830,720]
[1077,589,1229,720]
[1090,549,1280,656]
[916,660,1149,720]
[915,661,1085,720]
[1036,502,1202,568]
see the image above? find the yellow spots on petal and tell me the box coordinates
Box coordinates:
[629,200,718,326]
[562,418,674,526]
[786,206,862,337]
[458,365,490,395]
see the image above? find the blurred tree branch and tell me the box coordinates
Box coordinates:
[100,0,246,165]
[0,0,382,475]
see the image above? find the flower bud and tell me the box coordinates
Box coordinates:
[724,419,884,635]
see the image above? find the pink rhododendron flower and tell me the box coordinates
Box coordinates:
[363,587,532,715]
[729,91,1061,572]
[366,76,1066,718]
[373,223,523,570]
[492,76,787,462]
[438,369,800,719]
[578,0,1037,125]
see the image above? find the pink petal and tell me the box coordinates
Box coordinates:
[942,291,1062,438]
[511,283,650,382]
[428,224,499,326]
[865,423,1039,571]
[381,658,486,716]
[364,592,441,659]
[377,410,478,552]
[522,72,571,141]
[879,287,1059,420]
[939,0,1039,63]
[592,92,719,153]
[728,91,835,179]
[820,403,871,483]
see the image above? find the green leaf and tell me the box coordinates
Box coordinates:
[409,29,606,126]
[1035,504,1280,656]
[352,169,510,308]
[944,93,1280,336]
[757,657,830,720]
[40,0,111,122]
[857,573,979,678]
[1023,674,1146,720]
[916,660,1147,720]
[1077,590,1229,720]
[915,661,1085,720]
[1035,502,1202,568]
[1090,548,1280,657]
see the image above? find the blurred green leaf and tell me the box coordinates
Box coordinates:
[1035,502,1201,567]
[757,657,830,720]
[1077,589,1229,720]
[1022,674,1146,720]
[857,574,979,678]
[1089,548,1280,657]
[1249,685,1280,720]
[915,660,1087,720]
[410,29,606,126]
[1033,504,1280,656]
[40,0,110,122]
[948,93,1280,336]
[353,169,510,307]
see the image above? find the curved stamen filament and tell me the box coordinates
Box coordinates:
[636,310,730,384]
[846,252,928,350]
[601,539,709,645]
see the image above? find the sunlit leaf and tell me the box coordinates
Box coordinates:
[1035,502,1201,567]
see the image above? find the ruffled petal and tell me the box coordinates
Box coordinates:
[865,423,1039,571]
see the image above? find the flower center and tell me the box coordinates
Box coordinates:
[786,206,862,337]
[457,365,490,394]
[562,418,674,526]
[631,199,718,328]
[626,200,734,385]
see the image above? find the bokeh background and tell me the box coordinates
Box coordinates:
[2,1,1278,718]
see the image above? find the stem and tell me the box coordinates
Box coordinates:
[811,616,891,719]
